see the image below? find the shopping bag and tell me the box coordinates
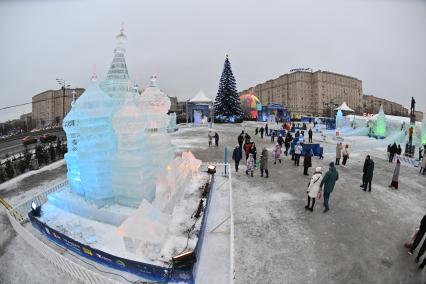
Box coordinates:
[317,191,322,200]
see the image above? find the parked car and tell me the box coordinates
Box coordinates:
[21,136,37,145]
[39,134,57,143]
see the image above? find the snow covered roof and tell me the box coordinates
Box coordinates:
[190,91,212,103]
[335,102,354,112]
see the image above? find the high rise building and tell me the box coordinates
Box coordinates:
[239,70,363,117]
[32,88,84,129]
[363,95,408,117]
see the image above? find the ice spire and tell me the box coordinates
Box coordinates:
[100,25,136,106]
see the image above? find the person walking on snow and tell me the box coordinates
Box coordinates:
[265,124,269,136]
[408,214,426,269]
[319,162,339,213]
[255,127,259,136]
[389,158,400,189]
[420,152,426,175]
[284,132,292,156]
[273,143,282,164]
[294,142,303,166]
[208,131,213,147]
[305,167,323,211]
[246,153,255,177]
[214,132,219,147]
[303,150,312,175]
[308,128,313,143]
[260,148,269,178]
[335,142,343,165]
[259,126,264,139]
[250,142,258,165]
[243,141,252,160]
[232,145,242,172]
[277,134,284,148]
[363,155,374,192]
[342,144,349,166]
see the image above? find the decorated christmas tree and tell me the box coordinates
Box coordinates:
[214,55,243,122]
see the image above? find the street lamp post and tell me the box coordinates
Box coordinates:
[56,79,70,124]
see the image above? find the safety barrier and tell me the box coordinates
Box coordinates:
[6,164,234,284]
[6,203,121,284]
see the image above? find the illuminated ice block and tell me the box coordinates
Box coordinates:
[63,103,82,195]
[138,76,175,198]
[112,92,150,207]
[73,77,116,206]
[336,109,344,129]
[374,105,387,138]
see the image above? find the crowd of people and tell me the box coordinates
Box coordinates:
[215,119,426,271]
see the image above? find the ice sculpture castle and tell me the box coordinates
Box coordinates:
[50,27,192,218]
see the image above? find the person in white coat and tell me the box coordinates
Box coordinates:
[246,153,255,177]
[305,167,323,212]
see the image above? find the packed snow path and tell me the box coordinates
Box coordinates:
[1,123,425,283]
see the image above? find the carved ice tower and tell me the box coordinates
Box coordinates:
[74,76,116,206]
[138,76,174,197]
[112,86,148,207]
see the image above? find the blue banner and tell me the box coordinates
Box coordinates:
[29,175,215,283]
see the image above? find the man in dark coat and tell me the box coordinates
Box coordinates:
[214,132,219,147]
[363,155,374,192]
[320,162,339,213]
[232,145,242,172]
[284,133,293,156]
[265,124,269,136]
[303,151,312,175]
[409,214,426,269]
[259,126,264,139]
[308,128,313,143]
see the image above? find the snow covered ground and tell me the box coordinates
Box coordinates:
[1,122,425,283]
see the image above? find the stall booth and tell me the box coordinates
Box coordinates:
[258,104,291,123]
[186,91,213,126]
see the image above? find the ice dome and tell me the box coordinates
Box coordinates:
[139,76,171,115]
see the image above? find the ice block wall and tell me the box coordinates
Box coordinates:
[138,76,175,198]
[73,77,116,206]
[63,104,82,195]
[112,93,151,207]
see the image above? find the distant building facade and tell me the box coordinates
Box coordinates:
[20,112,33,131]
[362,95,408,117]
[32,88,84,129]
[239,70,363,117]
[414,110,423,122]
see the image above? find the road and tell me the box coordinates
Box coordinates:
[0,129,66,159]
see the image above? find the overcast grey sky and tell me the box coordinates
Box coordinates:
[0,0,425,122]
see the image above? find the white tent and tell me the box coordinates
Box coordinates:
[335,102,354,112]
[189,91,212,103]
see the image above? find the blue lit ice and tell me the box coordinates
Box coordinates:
[64,75,116,206]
